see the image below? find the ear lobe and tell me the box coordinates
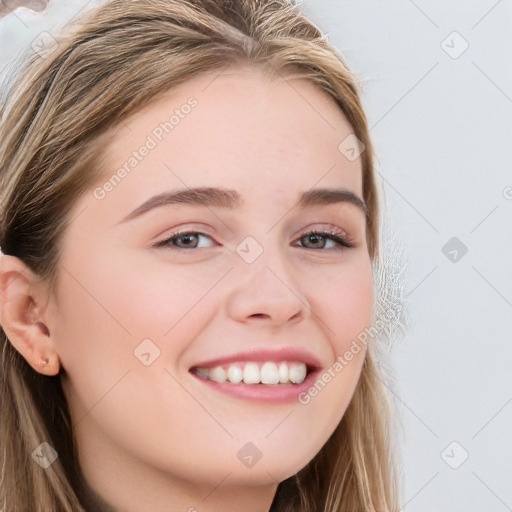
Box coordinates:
[0,254,60,376]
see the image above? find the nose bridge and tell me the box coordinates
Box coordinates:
[224,231,309,324]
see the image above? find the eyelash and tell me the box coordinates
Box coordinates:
[152,228,355,251]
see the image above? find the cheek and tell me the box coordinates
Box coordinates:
[51,268,137,421]
[334,272,374,346]
[297,258,374,422]
[110,255,230,344]
[309,256,374,349]
[51,250,232,425]
[58,243,224,334]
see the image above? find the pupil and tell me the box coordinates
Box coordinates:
[180,234,196,247]
[309,234,323,247]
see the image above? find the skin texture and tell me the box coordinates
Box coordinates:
[0,65,374,512]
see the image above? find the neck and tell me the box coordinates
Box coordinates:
[77,477,277,512]
[74,445,278,512]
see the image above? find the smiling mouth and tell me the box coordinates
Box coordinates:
[190,361,310,385]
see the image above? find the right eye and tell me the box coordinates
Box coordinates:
[152,231,216,250]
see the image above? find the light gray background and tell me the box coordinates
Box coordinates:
[1,1,511,511]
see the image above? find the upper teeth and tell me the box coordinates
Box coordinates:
[195,361,308,385]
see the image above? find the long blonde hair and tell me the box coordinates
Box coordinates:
[0,1,401,510]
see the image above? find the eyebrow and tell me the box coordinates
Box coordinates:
[116,186,368,225]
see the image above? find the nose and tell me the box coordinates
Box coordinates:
[224,243,309,327]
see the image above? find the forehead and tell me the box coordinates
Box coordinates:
[88,65,363,217]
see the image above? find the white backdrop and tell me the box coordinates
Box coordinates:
[300,2,512,511]
[1,1,511,511]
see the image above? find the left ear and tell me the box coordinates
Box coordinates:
[0,254,60,376]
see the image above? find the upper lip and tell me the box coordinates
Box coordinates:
[190,348,323,372]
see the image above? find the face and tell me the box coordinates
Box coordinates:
[47,65,374,508]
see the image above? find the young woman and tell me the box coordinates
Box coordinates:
[0,1,402,510]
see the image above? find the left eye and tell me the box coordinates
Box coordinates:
[297,230,353,250]
[153,230,354,251]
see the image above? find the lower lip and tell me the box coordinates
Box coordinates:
[190,369,320,403]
